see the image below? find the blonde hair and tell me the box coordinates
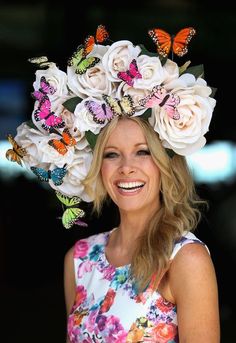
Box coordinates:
[83,116,207,291]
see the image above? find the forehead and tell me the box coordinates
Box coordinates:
[105,119,147,147]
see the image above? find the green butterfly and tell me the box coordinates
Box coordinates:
[55,191,86,229]
[67,45,100,75]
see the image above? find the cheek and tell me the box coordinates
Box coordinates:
[101,162,112,187]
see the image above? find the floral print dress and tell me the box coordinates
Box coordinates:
[67,229,207,343]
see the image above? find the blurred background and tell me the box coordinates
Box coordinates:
[1,0,236,342]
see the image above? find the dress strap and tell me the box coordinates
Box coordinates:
[170,231,210,260]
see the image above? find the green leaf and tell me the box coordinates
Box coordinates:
[140,108,152,121]
[210,87,217,98]
[25,120,39,130]
[183,64,204,78]
[165,148,176,158]
[63,97,82,112]
[85,130,99,150]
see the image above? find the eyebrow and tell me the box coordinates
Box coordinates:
[104,143,148,149]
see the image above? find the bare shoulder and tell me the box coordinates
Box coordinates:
[169,242,220,341]
[64,245,74,267]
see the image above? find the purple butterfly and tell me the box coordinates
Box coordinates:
[84,100,114,124]
[117,59,142,87]
[138,85,180,120]
[34,95,65,131]
[32,76,56,101]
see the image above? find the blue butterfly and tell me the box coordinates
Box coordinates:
[30,164,67,186]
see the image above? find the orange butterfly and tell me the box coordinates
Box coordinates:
[83,24,109,56]
[48,128,76,155]
[5,134,27,166]
[148,27,196,58]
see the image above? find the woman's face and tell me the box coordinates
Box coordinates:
[101,119,161,215]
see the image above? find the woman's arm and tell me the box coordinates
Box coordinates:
[169,243,220,343]
[64,245,76,343]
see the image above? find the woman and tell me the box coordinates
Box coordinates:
[6,24,220,342]
[64,116,220,342]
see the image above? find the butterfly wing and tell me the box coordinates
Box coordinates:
[34,96,51,121]
[172,27,196,57]
[55,191,82,207]
[48,128,76,155]
[95,24,109,43]
[103,95,122,116]
[40,76,56,95]
[48,139,67,155]
[84,35,95,56]
[148,28,171,57]
[67,45,84,67]
[50,165,67,186]
[85,100,114,123]
[119,95,135,116]
[117,59,142,87]
[62,207,85,229]
[75,56,100,75]
[6,134,26,166]
[31,166,49,182]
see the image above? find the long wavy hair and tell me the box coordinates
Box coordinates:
[83,116,207,291]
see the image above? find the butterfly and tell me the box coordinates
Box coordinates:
[30,164,67,186]
[117,59,142,87]
[148,27,196,58]
[55,191,86,229]
[48,128,76,155]
[84,100,114,124]
[5,134,27,167]
[28,56,52,68]
[32,76,56,101]
[84,24,109,56]
[138,85,180,120]
[102,95,135,117]
[34,95,65,131]
[67,45,100,75]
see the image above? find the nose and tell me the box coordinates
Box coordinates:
[118,157,136,175]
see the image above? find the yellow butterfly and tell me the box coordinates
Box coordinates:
[5,134,27,167]
[102,95,135,117]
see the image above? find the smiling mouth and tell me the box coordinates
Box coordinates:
[117,181,145,192]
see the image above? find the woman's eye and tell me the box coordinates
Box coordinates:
[137,150,150,156]
[103,152,118,159]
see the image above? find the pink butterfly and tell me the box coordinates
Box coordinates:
[117,59,142,87]
[34,95,65,131]
[84,100,114,124]
[32,76,56,101]
[138,85,180,120]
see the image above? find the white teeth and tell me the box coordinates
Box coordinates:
[117,181,144,189]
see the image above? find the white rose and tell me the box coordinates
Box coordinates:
[149,74,216,156]
[67,45,114,100]
[50,147,93,202]
[102,40,141,81]
[15,122,48,168]
[134,55,167,89]
[74,98,106,135]
[162,59,180,84]
[33,63,69,106]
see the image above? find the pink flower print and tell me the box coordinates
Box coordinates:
[106,315,124,336]
[78,259,94,278]
[102,265,116,281]
[74,240,89,258]
[152,322,177,343]
[86,309,100,333]
[75,285,87,306]
[155,296,175,313]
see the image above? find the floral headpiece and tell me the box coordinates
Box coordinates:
[6,25,216,229]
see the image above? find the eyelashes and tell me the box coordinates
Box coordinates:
[103,149,150,159]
